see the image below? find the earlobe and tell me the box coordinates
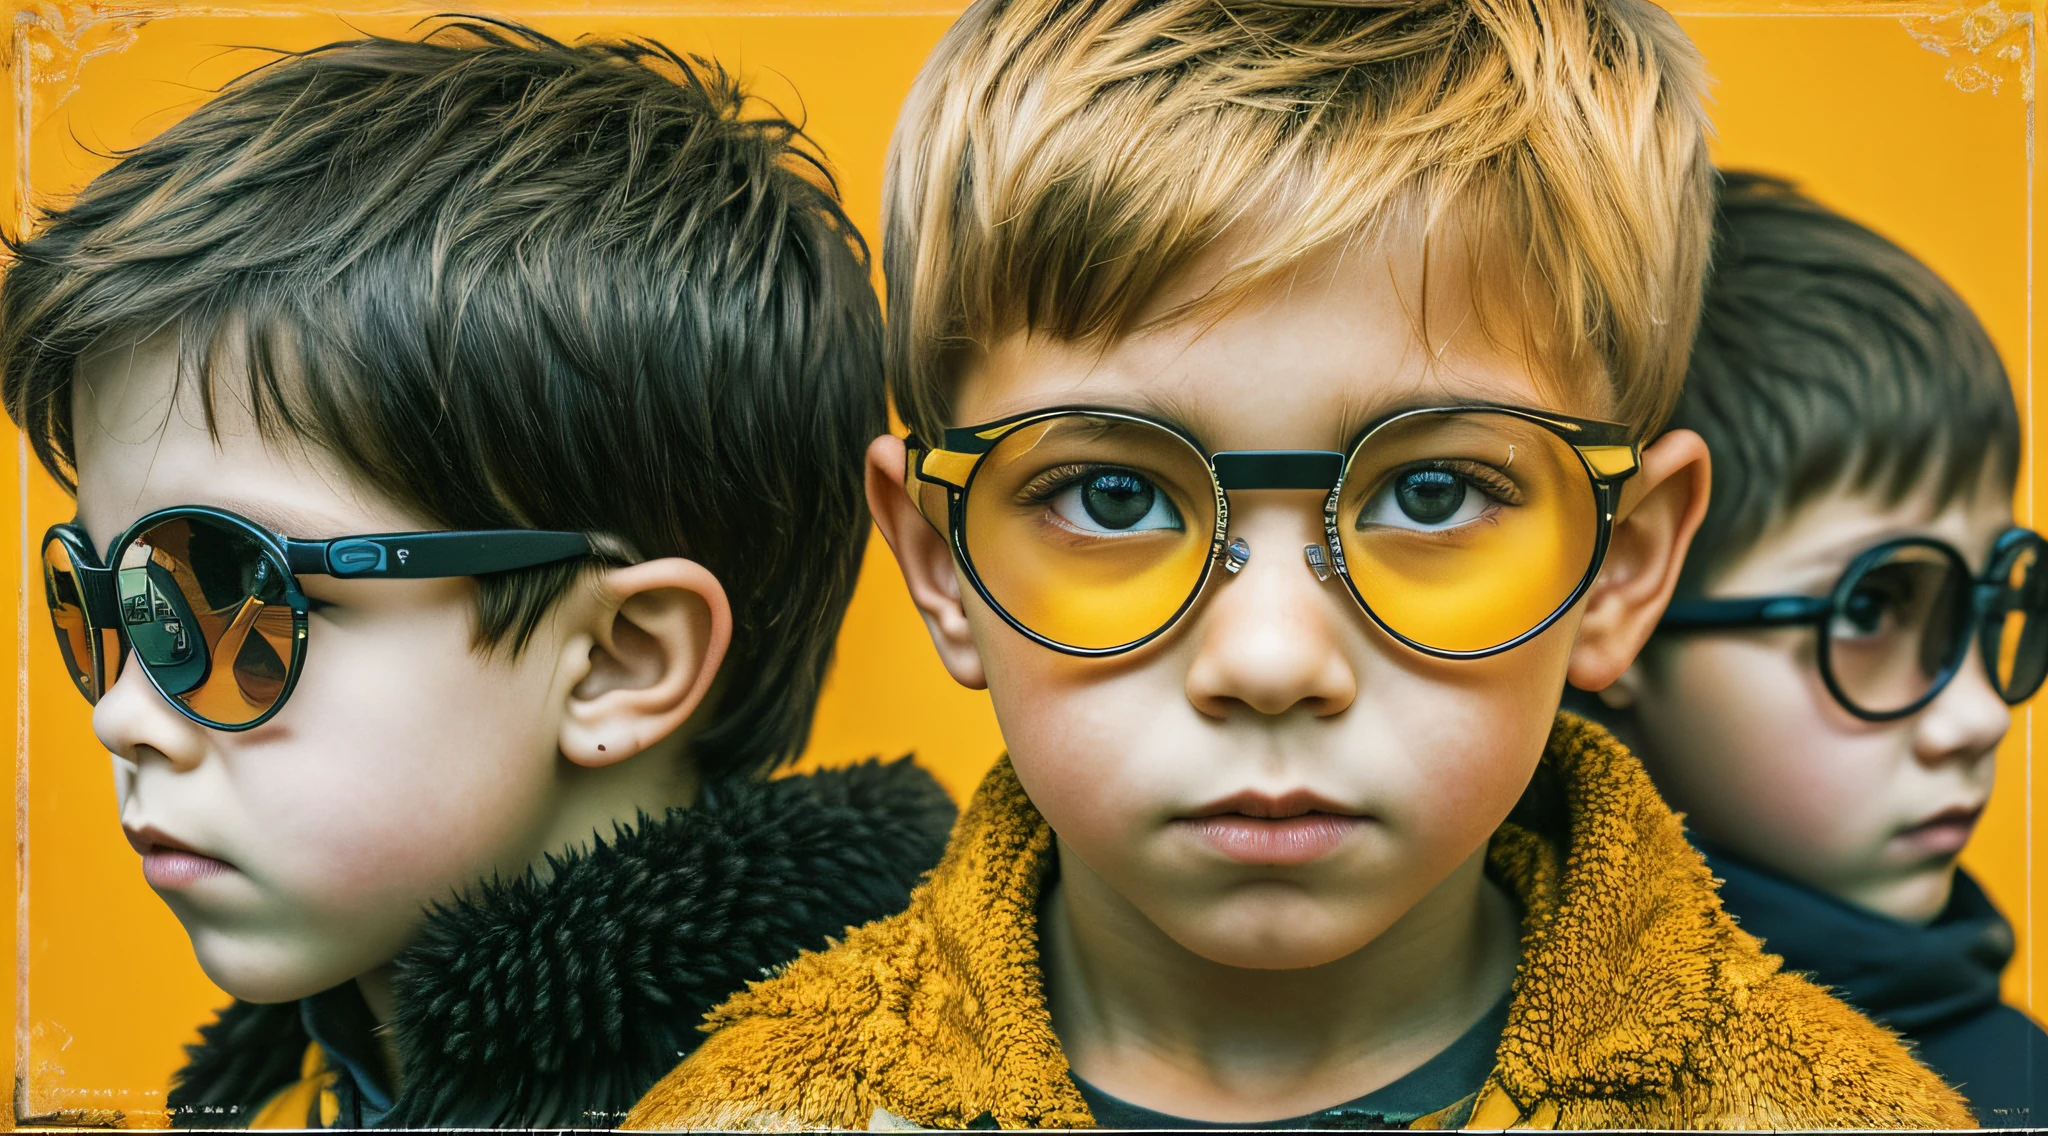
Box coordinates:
[1596,664,1642,710]
[866,433,987,689]
[559,559,733,768]
[1566,428,1710,694]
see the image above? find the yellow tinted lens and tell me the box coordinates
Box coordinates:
[43,536,103,702]
[119,516,297,727]
[962,414,1218,651]
[1334,411,1595,653]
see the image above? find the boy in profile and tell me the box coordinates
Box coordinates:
[1592,172,2047,1126]
[1,21,954,1128]
[629,1,1969,1128]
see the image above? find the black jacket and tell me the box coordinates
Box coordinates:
[165,757,957,1128]
[1704,844,2048,1127]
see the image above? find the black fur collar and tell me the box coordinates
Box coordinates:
[166,757,956,1128]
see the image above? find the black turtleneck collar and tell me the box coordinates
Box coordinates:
[165,757,956,1128]
[1699,842,2010,1032]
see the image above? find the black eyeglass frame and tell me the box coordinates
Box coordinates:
[43,504,595,732]
[1658,526,2048,722]
[905,402,1643,659]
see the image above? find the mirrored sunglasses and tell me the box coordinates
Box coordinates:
[43,506,594,731]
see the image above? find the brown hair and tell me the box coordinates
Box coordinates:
[884,0,1714,442]
[0,20,886,780]
[1672,171,2020,596]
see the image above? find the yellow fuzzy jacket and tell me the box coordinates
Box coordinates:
[627,715,1972,1130]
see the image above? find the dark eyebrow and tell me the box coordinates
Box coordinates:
[199,498,377,542]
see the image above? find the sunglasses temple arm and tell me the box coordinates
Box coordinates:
[285,531,593,579]
[1659,595,1830,631]
[902,435,968,534]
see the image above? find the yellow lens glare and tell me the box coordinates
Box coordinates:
[962,415,1218,651]
[1334,411,1596,654]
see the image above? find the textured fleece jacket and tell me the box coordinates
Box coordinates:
[625,715,1972,1130]
[165,758,957,1129]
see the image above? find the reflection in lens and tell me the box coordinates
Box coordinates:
[1991,536,2048,703]
[43,535,102,702]
[1826,545,1969,717]
[962,414,1219,651]
[119,515,297,727]
[1334,410,1596,654]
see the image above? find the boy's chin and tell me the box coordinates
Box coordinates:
[181,921,381,1005]
[1837,860,1963,925]
[1154,901,1397,971]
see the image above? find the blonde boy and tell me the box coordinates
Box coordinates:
[630,0,1969,1127]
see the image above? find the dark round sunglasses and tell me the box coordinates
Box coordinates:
[1658,527,2048,721]
[42,505,594,731]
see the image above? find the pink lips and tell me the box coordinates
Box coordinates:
[124,826,236,889]
[1895,805,1986,858]
[1176,791,1370,866]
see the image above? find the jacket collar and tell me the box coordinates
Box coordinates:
[1483,715,1733,1103]
[902,713,1738,1124]
[167,757,956,1129]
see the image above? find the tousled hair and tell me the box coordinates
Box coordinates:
[884,0,1714,442]
[1,19,886,781]
[1672,171,2020,596]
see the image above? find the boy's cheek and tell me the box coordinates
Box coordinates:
[993,620,1565,967]
[142,611,569,1002]
[1638,638,1932,875]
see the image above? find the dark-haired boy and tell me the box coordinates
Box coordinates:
[1588,171,2048,1127]
[630,3,1968,1129]
[2,21,953,1128]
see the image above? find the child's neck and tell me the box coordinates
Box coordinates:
[346,740,703,1094]
[1043,842,1519,1122]
[356,966,404,1093]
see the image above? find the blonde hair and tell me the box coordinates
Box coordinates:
[884,0,1713,442]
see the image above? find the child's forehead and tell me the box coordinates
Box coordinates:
[952,236,1588,449]
[1714,469,2017,595]
[70,330,427,547]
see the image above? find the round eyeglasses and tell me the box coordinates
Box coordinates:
[1658,528,2048,721]
[42,506,593,731]
[904,403,1642,658]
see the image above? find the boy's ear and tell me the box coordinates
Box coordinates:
[1566,428,1710,693]
[558,559,733,768]
[867,434,988,690]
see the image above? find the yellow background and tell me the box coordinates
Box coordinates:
[0,0,2040,1123]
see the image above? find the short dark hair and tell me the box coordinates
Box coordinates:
[0,20,886,781]
[1672,170,2020,597]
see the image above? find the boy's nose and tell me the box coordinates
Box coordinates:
[1183,503,1358,719]
[1913,650,2012,768]
[92,660,209,773]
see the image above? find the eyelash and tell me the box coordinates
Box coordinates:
[1015,463,1132,504]
[1401,459,1523,506]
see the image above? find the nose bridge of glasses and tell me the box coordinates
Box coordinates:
[66,559,120,619]
[1211,450,1346,491]
[1208,452,1348,585]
